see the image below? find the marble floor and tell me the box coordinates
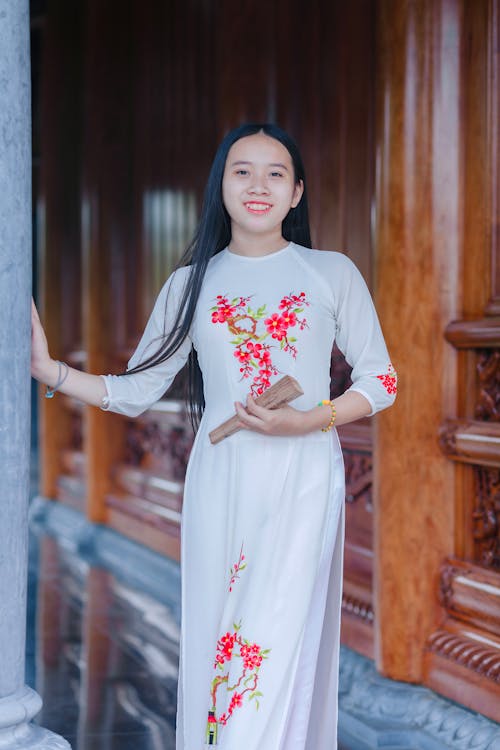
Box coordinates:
[26,505,500,750]
[26,527,180,750]
[26,523,357,750]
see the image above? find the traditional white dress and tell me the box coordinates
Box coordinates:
[101,243,396,750]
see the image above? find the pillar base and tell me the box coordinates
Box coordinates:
[0,686,70,749]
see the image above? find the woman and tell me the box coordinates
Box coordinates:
[32,123,397,749]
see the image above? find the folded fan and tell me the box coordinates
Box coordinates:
[209,375,304,445]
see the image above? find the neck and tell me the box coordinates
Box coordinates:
[228,227,288,257]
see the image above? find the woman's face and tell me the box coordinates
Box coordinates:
[222,133,303,240]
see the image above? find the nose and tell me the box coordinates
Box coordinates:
[248,172,270,195]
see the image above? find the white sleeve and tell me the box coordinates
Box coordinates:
[100,267,192,418]
[331,253,397,415]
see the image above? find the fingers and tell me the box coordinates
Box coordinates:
[31,297,40,323]
[234,400,266,431]
[245,395,270,419]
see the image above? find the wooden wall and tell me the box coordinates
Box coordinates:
[374,0,500,721]
[33,0,500,721]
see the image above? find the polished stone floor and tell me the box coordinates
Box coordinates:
[26,527,180,750]
[26,500,500,750]
[26,520,354,750]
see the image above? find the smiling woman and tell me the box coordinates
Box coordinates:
[221,135,303,251]
[31,122,396,750]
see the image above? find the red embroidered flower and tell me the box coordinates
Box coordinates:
[280,311,297,327]
[264,312,286,336]
[228,692,244,715]
[210,291,310,396]
[208,555,271,736]
[234,349,251,364]
[241,643,263,670]
[214,631,237,666]
[376,363,397,395]
[212,305,236,323]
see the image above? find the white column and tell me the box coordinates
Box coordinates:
[0,1,70,747]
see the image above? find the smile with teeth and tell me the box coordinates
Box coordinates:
[245,202,272,214]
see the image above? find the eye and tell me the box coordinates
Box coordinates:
[270,171,284,178]
[235,169,249,176]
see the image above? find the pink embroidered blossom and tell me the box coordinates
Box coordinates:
[207,550,271,736]
[228,692,244,714]
[214,631,237,667]
[264,313,287,338]
[280,311,297,327]
[376,363,398,395]
[210,291,310,396]
[241,643,264,670]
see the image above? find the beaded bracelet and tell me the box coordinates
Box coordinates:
[45,360,69,399]
[318,399,336,432]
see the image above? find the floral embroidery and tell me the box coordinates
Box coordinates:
[376,363,398,395]
[206,620,270,744]
[210,292,310,396]
[205,547,270,745]
[229,544,246,593]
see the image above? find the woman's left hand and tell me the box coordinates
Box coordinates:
[234,396,312,436]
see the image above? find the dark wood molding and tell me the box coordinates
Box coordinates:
[439,419,500,467]
[445,318,500,348]
[426,627,500,682]
[438,557,500,637]
[424,618,500,722]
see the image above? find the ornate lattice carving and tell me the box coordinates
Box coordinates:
[426,629,500,682]
[344,452,372,510]
[473,467,500,570]
[476,349,500,421]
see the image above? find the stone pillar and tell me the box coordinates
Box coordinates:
[373,0,461,681]
[0,1,70,747]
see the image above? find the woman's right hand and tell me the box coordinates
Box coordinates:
[30,297,108,406]
[31,298,54,381]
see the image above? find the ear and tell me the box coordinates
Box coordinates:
[291,179,304,209]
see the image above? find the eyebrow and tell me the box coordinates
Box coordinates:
[230,160,289,171]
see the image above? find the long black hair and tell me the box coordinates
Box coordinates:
[121,122,313,430]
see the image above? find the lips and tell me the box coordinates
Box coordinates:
[244,202,272,215]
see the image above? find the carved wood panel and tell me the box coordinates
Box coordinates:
[474,467,500,569]
[476,349,500,421]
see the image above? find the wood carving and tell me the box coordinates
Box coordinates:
[438,420,457,457]
[437,557,500,638]
[426,629,500,682]
[438,562,461,610]
[476,349,500,421]
[444,318,500,349]
[344,453,373,510]
[125,420,192,480]
[438,418,500,467]
[342,592,374,623]
[473,467,500,570]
